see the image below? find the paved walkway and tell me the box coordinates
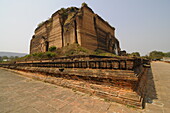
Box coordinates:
[144,62,170,113]
[0,62,170,113]
[0,68,139,113]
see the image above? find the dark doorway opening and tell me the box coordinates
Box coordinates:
[74,20,78,43]
[45,41,49,51]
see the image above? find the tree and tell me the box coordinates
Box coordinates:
[131,52,140,57]
[0,56,2,62]
[149,51,164,60]
[2,56,8,59]
[128,52,140,57]
[164,52,170,57]
[9,56,15,60]
[14,56,19,59]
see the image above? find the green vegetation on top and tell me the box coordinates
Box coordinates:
[2,48,169,63]
[37,3,88,28]
[37,21,45,27]
[14,43,119,62]
[37,6,78,28]
[49,46,57,52]
[81,2,88,7]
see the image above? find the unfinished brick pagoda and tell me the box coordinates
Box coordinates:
[1,3,149,109]
[30,4,120,55]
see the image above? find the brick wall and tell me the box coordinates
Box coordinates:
[30,5,121,54]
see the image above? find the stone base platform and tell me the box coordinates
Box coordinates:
[2,66,147,109]
[0,56,149,108]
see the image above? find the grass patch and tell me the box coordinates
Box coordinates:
[104,98,112,102]
[126,104,136,108]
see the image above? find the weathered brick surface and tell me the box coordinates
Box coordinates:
[0,66,148,108]
[136,67,148,99]
[0,68,143,113]
[30,5,120,55]
[0,56,149,108]
[3,67,144,108]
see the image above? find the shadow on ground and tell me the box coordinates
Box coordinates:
[145,68,157,106]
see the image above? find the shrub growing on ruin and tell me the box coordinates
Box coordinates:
[49,46,57,52]
[45,52,56,58]
[37,21,45,27]
[37,52,44,58]
[32,53,38,57]
[81,2,88,7]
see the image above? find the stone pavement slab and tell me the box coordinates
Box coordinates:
[1,62,169,113]
[143,62,170,113]
[0,68,140,113]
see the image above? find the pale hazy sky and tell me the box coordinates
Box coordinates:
[0,0,169,55]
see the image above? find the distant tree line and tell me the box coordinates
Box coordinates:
[127,50,170,60]
[149,51,170,60]
[0,56,19,62]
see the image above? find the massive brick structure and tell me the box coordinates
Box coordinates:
[30,4,121,55]
[0,55,149,108]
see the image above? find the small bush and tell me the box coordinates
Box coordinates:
[37,21,45,27]
[45,52,56,58]
[49,46,57,52]
[32,53,38,57]
[69,7,75,12]
[82,2,88,7]
[94,49,105,54]
[37,52,44,58]
[60,8,66,12]
[23,55,32,60]
[94,49,118,57]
